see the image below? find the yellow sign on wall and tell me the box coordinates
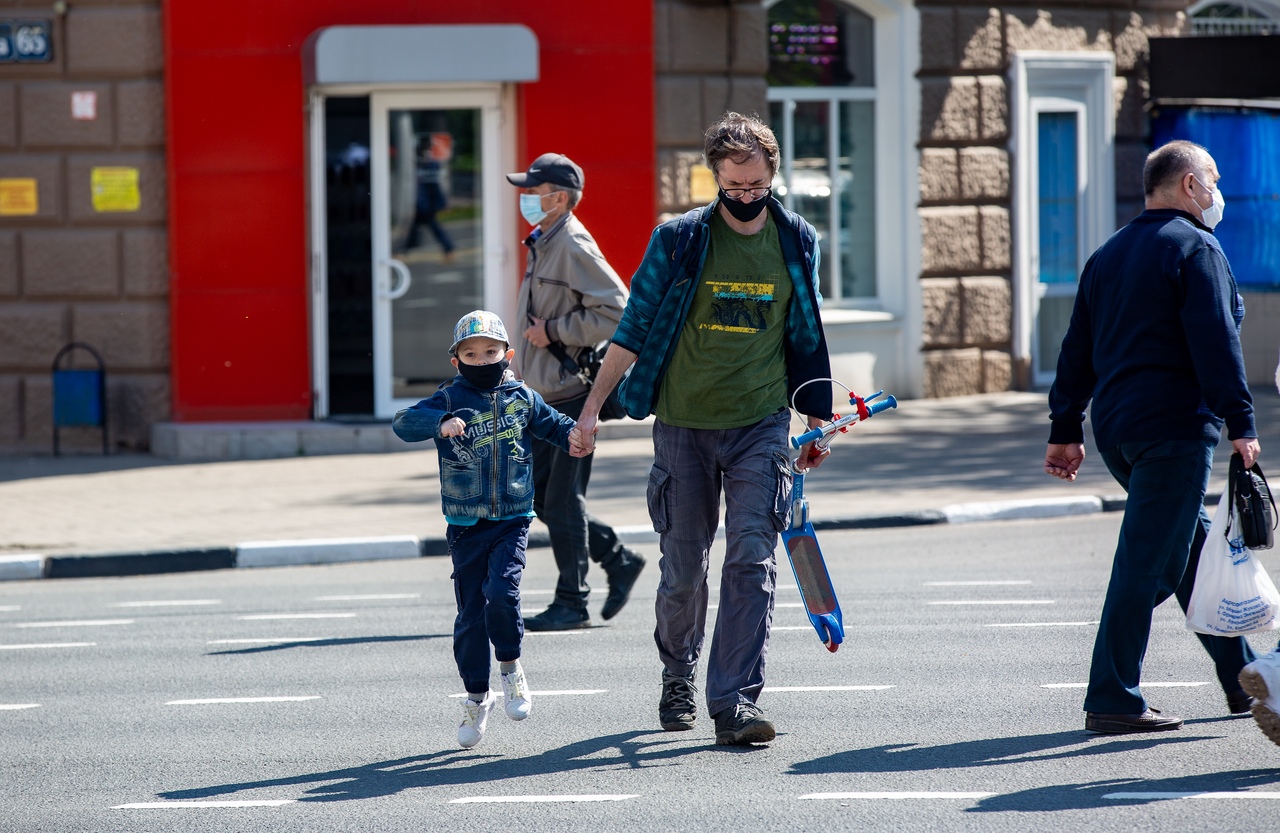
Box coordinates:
[690,166,718,204]
[91,167,140,212]
[0,178,38,215]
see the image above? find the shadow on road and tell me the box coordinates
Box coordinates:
[157,730,706,802]
[205,633,450,656]
[965,767,1280,812]
[788,729,1214,777]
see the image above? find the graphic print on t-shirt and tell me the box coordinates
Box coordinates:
[703,281,775,334]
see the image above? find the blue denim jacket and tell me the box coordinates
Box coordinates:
[393,376,574,521]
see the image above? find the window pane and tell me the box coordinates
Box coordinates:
[790,100,832,297]
[768,0,874,88]
[1037,112,1078,285]
[839,100,876,298]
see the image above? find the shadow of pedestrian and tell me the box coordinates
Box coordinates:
[205,634,450,655]
[789,729,1213,776]
[964,768,1280,813]
[157,730,704,803]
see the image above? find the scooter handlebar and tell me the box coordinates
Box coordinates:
[789,393,898,449]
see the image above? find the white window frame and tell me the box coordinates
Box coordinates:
[764,0,917,319]
[1010,52,1115,386]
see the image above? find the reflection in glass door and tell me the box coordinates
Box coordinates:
[1033,108,1082,386]
[370,90,501,418]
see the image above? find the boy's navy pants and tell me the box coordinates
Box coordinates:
[447,517,530,695]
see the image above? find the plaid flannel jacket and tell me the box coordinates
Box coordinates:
[612,198,833,421]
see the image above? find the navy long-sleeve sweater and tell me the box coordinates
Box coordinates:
[1048,208,1256,450]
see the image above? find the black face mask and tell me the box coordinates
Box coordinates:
[457,358,509,389]
[718,188,771,223]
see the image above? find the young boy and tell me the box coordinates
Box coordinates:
[393,310,588,749]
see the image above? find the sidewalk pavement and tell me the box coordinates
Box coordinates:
[2,389,1277,581]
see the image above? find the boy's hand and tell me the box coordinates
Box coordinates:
[439,417,466,438]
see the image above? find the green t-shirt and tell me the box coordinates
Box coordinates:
[656,211,792,428]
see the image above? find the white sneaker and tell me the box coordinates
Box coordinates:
[501,663,532,721]
[1240,652,1280,747]
[457,690,497,749]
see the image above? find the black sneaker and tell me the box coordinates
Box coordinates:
[659,670,697,731]
[713,702,776,746]
[524,603,590,632]
[602,552,647,620]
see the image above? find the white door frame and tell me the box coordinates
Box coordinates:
[1010,52,1115,386]
[306,84,514,419]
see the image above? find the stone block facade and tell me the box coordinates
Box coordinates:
[655,0,769,218]
[0,1,168,453]
[916,1,1186,397]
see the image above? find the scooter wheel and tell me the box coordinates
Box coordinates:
[825,639,838,654]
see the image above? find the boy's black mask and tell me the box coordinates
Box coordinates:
[457,359,509,389]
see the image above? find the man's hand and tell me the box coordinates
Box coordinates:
[797,416,829,471]
[568,423,595,458]
[523,317,551,349]
[439,416,466,438]
[573,412,599,456]
[1044,443,1085,481]
[1233,437,1261,469]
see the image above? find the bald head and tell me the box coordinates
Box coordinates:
[1144,140,1220,215]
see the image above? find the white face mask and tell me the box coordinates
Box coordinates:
[1193,176,1225,230]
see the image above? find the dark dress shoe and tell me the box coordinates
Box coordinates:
[524,603,590,632]
[602,553,646,621]
[1085,707,1183,734]
[1227,688,1256,715]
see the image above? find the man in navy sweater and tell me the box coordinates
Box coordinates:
[1045,140,1261,734]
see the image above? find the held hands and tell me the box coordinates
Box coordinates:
[1044,442,1085,481]
[438,417,467,438]
[568,419,597,458]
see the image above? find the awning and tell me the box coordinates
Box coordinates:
[303,24,538,86]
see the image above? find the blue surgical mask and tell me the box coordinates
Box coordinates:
[519,193,547,226]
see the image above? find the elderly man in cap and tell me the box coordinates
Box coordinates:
[505,152,646,631]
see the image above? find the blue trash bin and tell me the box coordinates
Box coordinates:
[52,342,108,455]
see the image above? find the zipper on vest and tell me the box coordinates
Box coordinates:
[489,391,500,516]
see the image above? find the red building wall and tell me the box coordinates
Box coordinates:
[163,1,655,421]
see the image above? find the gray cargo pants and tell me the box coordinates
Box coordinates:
[647,409,793,718]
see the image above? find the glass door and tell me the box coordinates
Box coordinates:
[1031,104,1084,387]
[369,89,503,418]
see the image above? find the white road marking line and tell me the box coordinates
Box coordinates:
[0,605,21,611]
[1,704,41,710]
[450,795,638,804]
[0,642,95,650]
[1103,792,1280,801]
[314,594,419,601]
[208,638,329,644]
[764,685,895,692]
[1042,682,1209,689]
[927,600,1054,606]
[772,626,814,631]
[523,630,590,636]
[237,613,356,620]
[15,619,134,628]
[113,800,297,808]
[800,792,996,800]
[449,690,607,698]
[521,589,555,595]
[985,621,1099,628]
[925,581,1032,586]
[165,697,321,705]
[113,600,221,607]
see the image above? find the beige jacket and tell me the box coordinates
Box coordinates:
[514,213,628,404]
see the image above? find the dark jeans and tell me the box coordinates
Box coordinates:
[1086,439,1257,714]
[647,410,793,718]
[532,392,629,612]
[447,517,530,695]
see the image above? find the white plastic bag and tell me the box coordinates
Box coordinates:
[1186,492,1280,636]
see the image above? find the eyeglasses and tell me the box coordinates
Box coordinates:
[719,186,772,200]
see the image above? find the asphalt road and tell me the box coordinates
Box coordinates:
[5,515,1280,832]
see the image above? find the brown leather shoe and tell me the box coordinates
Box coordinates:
[1085,707,1183,734]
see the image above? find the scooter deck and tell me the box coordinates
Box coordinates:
[780,471,844,652]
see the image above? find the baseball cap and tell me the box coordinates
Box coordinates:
[449,310,509,355]
[505,153,584,189]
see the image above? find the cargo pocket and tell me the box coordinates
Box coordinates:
[769,451,794,533]
[647,464,673,534]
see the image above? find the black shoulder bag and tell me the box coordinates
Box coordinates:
[546,340,627,422]
[1230,452,1276,550]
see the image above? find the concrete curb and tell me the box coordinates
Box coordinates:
[5,493,1141,583]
